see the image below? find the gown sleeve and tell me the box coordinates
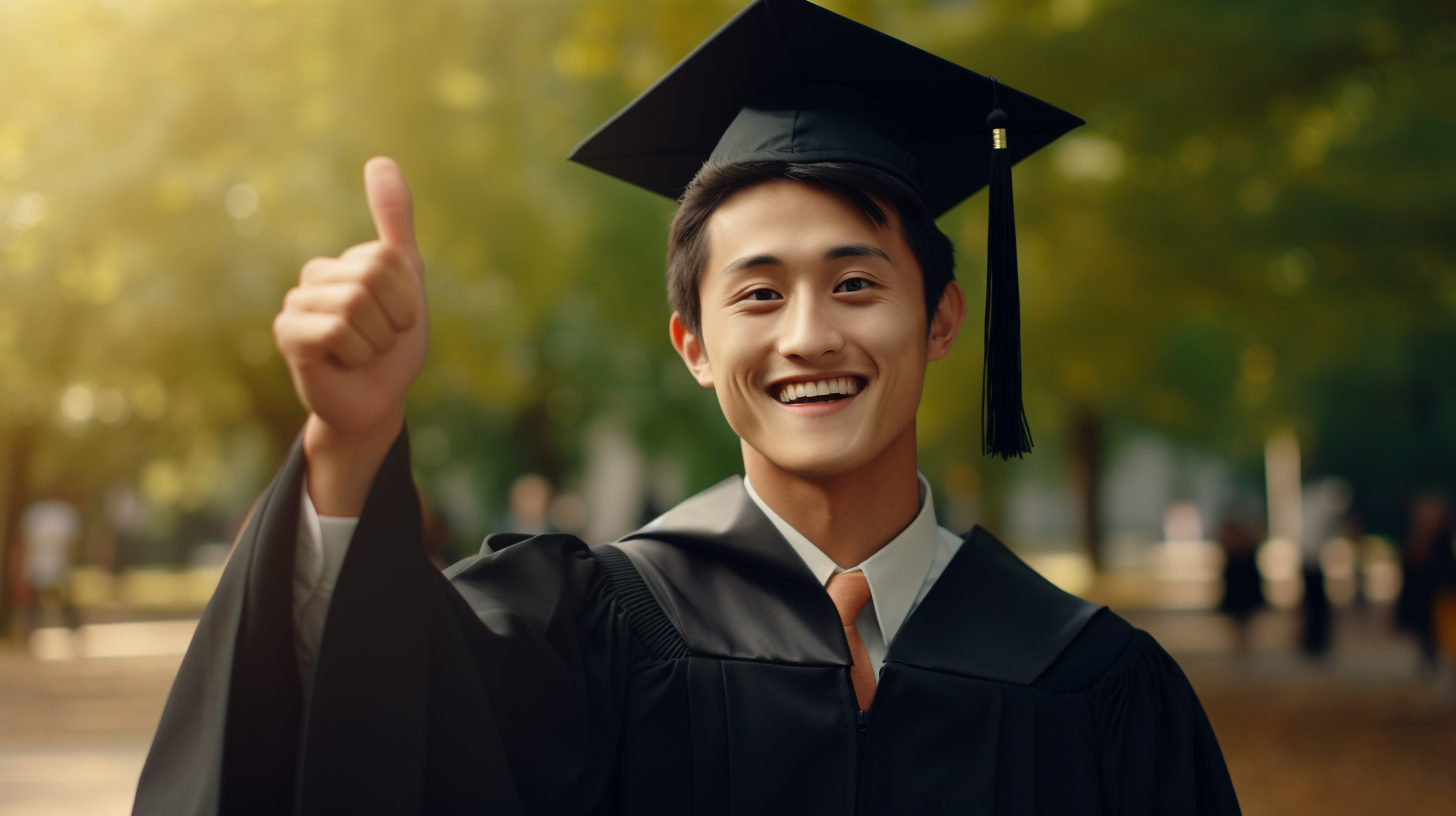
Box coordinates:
[1088,620,1242,815]
[132,429,634,816]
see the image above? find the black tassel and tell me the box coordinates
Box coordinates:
[982,79,1033,459]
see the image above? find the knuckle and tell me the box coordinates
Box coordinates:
[394,291,417,322]
[299,256,331,281]
[321,317,350,346]
[343,285,373,316]
[368,248,405,282]
[357,263,386,293]
[375,243,404,268]
[342,239,382,261]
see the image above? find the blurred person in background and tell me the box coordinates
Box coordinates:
[506,473,553,536]
[1298,476,1351,658]
[20,491,83,633]
[1396,492,1456,673]
[1217,490,1266,653]
[133,2,1238,813]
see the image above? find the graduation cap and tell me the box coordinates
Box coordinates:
[569,0,1083,460]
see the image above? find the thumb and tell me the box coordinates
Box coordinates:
[364,156,418,256]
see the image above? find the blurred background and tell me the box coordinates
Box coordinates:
[1,0,1454,813]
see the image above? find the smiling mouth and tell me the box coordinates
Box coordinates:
[773,377,864,405]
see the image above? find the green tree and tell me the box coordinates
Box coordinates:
[2,0,1452,632]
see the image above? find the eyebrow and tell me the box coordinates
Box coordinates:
[825,244,891,263]
[720,253,783,276]
[720,244,891,276]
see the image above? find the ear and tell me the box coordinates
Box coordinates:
[669,312,715,388]
[926,281,966,362]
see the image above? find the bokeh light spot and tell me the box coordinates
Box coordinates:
[95,388,130,426]
[9,191,47,229]
[1053,133,1124,181]
[224,184,259,220]
[434,68,493,112]
[1048,0,1093,30]
[141,459,182,507]
[1269,248,1314,293]
[59,384,95,423]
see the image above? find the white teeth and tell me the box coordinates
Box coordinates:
[777,378,864,402]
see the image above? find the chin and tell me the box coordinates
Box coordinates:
[751,433,887,481]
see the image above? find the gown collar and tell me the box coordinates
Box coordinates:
[620,477,1102,684]
[742,474,941,646]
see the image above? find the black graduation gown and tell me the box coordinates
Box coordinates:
[134,431,1241,815]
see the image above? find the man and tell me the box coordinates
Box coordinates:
[136,1,1239,814]
[21,494,82,633]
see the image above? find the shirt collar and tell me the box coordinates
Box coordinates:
[742,473,942,645]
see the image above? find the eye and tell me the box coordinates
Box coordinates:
[835,277,872,293]
[745,288,781,301]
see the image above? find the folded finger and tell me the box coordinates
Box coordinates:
[302,254,416,330]
[286,283,397,353]
[275,311,376,367]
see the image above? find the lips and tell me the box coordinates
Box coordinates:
[773,376,864,405]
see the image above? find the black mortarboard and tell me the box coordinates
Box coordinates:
[569,0,1083,459]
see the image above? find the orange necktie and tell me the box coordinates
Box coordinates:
[825,571,876,711]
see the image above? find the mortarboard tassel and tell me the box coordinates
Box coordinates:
[981,79,1033,459]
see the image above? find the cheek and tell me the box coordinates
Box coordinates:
[861,312,929,379]
[701,322,768,404]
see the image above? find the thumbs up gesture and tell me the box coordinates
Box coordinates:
[273,158,429,514]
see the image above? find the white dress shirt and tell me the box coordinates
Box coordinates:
[743,474,963,679]
[294,480,359,683]
[292,474,963,684]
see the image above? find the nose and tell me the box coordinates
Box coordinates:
[775,290,844,362]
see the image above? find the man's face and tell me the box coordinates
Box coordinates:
[671,180,963,479]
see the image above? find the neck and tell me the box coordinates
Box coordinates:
[743,425,921,569]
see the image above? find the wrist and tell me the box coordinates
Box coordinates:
[302,412,404,516]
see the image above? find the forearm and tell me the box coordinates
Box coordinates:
[302,411,404,517]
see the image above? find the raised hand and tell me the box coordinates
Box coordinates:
[272,157,429,514]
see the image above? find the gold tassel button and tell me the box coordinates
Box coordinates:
[992,128,1008,150]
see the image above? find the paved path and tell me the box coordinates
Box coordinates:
[0,741,151,816]
[1,607,1453,815]
[1129,606,1456,816]
[0,644,178,816]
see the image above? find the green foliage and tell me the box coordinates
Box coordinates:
[0,0,1451,561]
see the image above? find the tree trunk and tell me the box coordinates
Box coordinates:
[1070,407,1104,572]
[0,424,38,637]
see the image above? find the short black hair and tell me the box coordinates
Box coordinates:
[666,161,955,337]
